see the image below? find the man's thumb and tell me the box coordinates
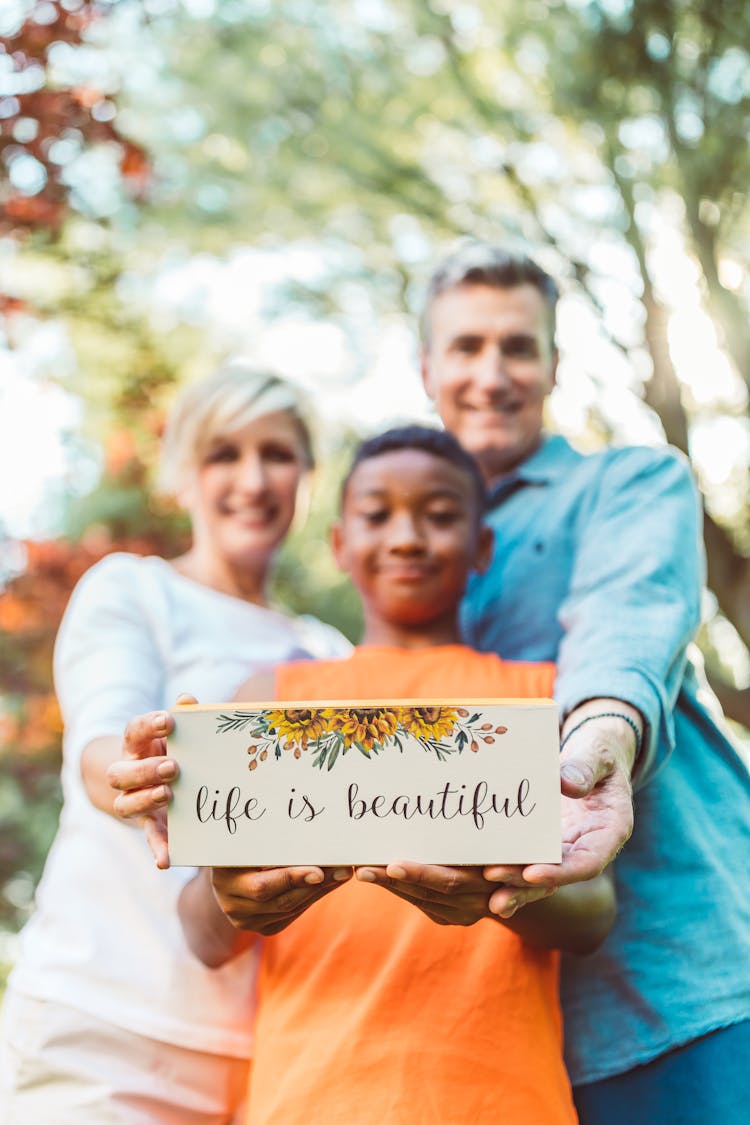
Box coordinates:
[560,755,597,796]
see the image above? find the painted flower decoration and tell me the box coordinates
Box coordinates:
[264,707,329,750]
[328,707,400,754]
[398,706,458,742]
[218,705,507,771]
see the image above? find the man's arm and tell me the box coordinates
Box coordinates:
[555,446,702,785]
[484,449,701,897]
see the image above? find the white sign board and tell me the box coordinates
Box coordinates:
[167,699,561,866]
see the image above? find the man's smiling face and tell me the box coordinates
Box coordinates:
[421,283,558,484]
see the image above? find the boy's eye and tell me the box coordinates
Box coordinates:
[360,509,388,524]
[427,509,461,525]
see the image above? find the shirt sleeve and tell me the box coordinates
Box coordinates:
[555,446,703,786]
[297,616,355,659]
[53,554,168,768]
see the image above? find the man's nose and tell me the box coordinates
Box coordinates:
[475,346,512,388]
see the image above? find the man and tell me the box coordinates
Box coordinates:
[419,243,750,1123]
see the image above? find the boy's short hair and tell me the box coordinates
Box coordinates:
[157,364,314,496]
[421,242,559,347]
[342,424,488,516]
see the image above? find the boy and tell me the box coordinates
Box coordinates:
[113,426,614,1124]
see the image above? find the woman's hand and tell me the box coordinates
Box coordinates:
[107,707,182,869]
[354,863,553,926]
[211,865,353,935]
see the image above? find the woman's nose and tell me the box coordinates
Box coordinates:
[235,454,267,492]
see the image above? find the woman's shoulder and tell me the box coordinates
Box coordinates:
[292,614,354,660]
[62,553,180,626]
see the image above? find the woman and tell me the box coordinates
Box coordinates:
[0,366,349,1124]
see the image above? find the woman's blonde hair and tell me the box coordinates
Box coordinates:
[157,365,314,496]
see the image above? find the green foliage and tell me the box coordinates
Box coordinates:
[271,438,363,642]
[0,753,62,935]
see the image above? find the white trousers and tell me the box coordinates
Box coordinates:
[0,990,249,1124]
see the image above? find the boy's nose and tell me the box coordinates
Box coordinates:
[387,512,424,550]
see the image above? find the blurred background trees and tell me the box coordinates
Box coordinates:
[2,0,749,945]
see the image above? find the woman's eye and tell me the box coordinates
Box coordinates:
[205,445,239,464]
[262,444,297,464]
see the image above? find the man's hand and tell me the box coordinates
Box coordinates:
[355,862,552,925]
[484,704,637,906]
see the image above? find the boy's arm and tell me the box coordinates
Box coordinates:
[179,866,353,967]
[499,869,616,954]
[178,865,354,967]
[356,863,616,955]
[178,868,255,968]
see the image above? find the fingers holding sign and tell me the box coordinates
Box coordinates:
[107,695,196,869]
[212,865,353,936]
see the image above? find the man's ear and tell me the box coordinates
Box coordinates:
[474,523,494,575]
[420,347,436,400]
[330,521,348,573]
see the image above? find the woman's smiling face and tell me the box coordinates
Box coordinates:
[182,410,308,573]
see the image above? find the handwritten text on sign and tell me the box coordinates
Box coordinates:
[167,699,561,866]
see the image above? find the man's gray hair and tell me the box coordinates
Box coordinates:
[421,242,559,346]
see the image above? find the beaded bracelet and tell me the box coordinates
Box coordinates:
[559,711,643,756]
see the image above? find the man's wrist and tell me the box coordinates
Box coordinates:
[561,698,644,777]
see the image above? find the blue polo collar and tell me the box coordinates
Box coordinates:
[486,433,578,505]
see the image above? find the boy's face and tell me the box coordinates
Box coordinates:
[332,449,492,632]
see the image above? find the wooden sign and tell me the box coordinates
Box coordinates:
[167,699,561,866]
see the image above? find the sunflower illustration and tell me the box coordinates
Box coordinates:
[398,706,459,742]
[328,707,400,754]
[264,707,329,750]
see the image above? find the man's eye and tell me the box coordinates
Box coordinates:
[454,338,481,355]
[503,337,538,358]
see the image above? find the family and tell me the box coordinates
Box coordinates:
[2,244,749,1124]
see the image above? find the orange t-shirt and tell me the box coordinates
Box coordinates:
[245,645,575,1125]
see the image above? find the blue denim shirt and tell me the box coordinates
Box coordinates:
[461,433,750,1085]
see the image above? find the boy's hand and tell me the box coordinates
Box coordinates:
[355,862,551,925]
[212,866,353,935]
[107,697,195,869]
